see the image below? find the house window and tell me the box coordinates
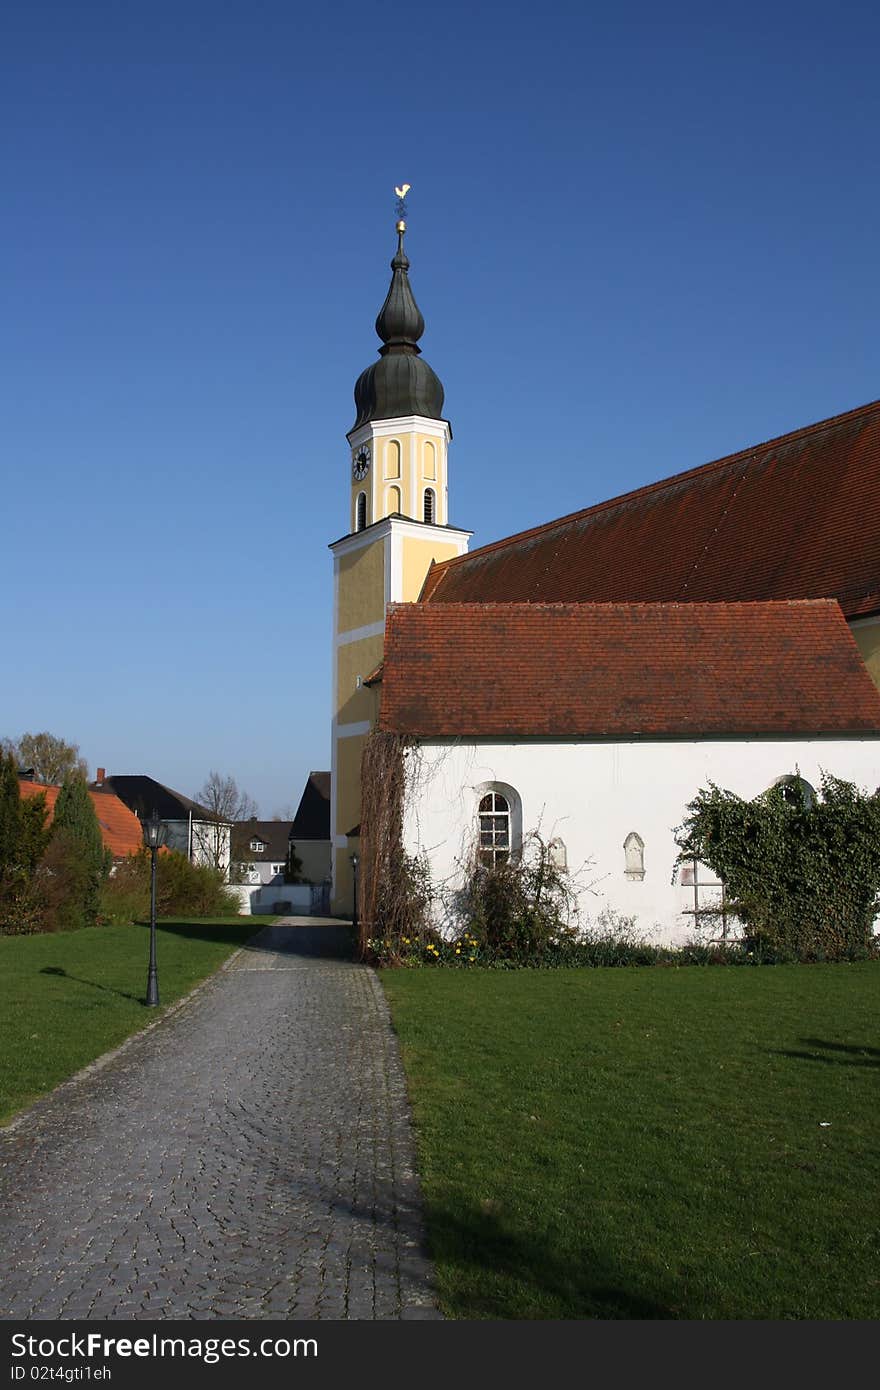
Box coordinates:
[624,831,645,880]
[424,487,436,524]
[478,791,511,868]
[355,492,367,532]
[250,837,266,853]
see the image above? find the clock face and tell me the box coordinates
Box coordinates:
[352,445,371,481]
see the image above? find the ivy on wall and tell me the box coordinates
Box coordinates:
[674,774,880,961]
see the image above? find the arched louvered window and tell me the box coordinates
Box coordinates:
[424,487,436,524]
[478,791,511,868]
[355,492,367,532]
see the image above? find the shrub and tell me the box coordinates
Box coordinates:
[101,849,239,923]
[674,773,880,961]
[35,828,95,932]
[451,833,581,964]
[0,752,52,935]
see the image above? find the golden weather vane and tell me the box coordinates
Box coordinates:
[394,183,411,230]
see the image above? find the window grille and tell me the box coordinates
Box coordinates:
[478,791,511,868]
[356,492,367,531]
[424,487,436,524]
[680,858,735,938]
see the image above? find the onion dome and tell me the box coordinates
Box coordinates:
[352,223,445,430]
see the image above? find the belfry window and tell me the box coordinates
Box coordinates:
[424,487,436,525]
[478,792,511,868]
[355,492,367,532]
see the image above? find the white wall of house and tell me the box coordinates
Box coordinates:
[401,738,880,945]
[158,818,232,879]
[188,819,232,877]
[226,883,322,915]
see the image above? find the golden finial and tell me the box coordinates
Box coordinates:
[394,182,411,231]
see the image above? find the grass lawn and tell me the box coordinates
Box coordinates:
[382,964,880,1320]
[0,917,262,1125]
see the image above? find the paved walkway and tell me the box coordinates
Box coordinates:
[0,923,440,1320]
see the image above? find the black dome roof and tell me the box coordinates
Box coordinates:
[351,226,445,431]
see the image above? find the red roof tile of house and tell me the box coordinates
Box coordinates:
[19,782,145,858]
[421,400,880,618]
[378,600,880,739]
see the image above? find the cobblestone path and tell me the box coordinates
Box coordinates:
[0,924,439,1320]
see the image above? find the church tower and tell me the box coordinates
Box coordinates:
[329,201,471,915]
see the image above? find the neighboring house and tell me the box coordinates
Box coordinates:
[18,776,144,861]
[327,214,880,927]
[90,771,233,878]
[230,820,292,886]
[289,772,331,886]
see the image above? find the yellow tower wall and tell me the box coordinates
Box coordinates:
[852,620,880,689]
[336,540,387,634]
[401,535,467,601]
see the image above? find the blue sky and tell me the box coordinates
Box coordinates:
[3,1,878,815]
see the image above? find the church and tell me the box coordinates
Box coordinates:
[330,207,880,941]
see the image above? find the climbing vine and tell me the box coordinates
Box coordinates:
[358,731,431,960]
[674,773,880,961]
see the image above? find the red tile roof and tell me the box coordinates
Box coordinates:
[19,782,145,858]
[378,600,880,739]
[421,400,880,618]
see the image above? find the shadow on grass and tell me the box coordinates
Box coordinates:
[316,1185,677,1318]
[420,1205,678,1319]
[773,1037,880,1068]
[39,965,142,1004]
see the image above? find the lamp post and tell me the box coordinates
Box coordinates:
[350,852,360,934]
[143,809,166,1007]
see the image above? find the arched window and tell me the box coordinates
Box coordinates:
[771,774,816,809]
[424,487,436,524]
[624,831,645,880]
[424,440,437,480]
[478,791,511,868]
[387,485,401,515]
[355,492,367,532]
[385,439,401,479]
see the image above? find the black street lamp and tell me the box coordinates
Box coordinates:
[142,809,166,1007]
[350,851,360,934]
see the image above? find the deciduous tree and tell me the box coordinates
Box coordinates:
[193,772,258,873]
[2,732,88,785]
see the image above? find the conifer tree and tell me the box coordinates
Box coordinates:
[53,772,110,927]
[0,750,21,879]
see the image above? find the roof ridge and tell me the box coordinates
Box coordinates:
[423,398,880,585]
[392,597,841,613]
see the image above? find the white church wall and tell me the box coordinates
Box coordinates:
[401,738,880,946]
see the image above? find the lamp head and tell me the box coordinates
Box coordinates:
[143,809,166,850]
